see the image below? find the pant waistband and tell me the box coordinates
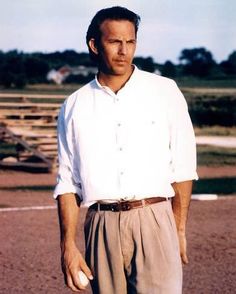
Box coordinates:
[89,197,167,212]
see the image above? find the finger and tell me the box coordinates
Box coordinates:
[80,259,94,280]
[181,252,189,265]
[66,274,80,292]
[71,270,88,290]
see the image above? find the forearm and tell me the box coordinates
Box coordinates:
[171,180,193,233]
[57,193,92,290]
[57,193,80,247]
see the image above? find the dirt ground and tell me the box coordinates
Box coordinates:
[0,167,236,294]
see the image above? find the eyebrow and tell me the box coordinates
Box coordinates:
[107,38,136,42]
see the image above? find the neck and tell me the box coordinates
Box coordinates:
[98,65,134,93]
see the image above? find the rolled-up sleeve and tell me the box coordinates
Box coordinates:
[169,82,198,183]
[53,103,82,199]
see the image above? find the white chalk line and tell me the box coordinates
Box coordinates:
[191,194,218,201]
[0,205,57,212]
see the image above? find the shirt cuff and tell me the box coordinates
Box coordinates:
[170,171,199,183]
[53,182,83,200]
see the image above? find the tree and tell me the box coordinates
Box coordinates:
[133,56,155,72]
[1,50,26,88]
[0,51,5,84]
[220,51,236,75]
[161,60,176,78]
[24,56,49,83]
[179,47,216,77]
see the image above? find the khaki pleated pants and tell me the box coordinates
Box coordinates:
[84,200,182,294]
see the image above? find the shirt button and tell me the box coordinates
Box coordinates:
[117,123,121,127]
[119,147,123,151]
[120,171,124,175]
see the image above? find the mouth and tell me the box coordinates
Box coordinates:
[115,60,127,64]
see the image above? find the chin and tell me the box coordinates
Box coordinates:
[112,64,131,76]
[113,69,127,76]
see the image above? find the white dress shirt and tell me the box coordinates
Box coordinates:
[54,66,198,204]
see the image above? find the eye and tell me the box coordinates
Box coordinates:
[108,40,120,44]
[127,40,136,44]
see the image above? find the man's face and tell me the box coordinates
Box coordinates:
[96,19,137,76]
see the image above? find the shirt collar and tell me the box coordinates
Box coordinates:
[94,65,139,94]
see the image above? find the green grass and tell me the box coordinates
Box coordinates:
[0,143,17,159]
[176,77,236,88]
[0,185,53,191]
[197,146,236,166]
[193,177,236,195]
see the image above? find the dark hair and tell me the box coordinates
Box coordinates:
[86,6,141,62]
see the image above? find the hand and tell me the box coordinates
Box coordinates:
[177,231,189,265]
[61,242,93,292]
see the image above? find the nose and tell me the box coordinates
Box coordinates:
[119,42,127,55]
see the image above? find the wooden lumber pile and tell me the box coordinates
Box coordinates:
[0,93,65,172]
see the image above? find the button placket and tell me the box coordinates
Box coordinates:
[114,93,126,189]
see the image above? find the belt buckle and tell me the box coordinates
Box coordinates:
[120,200,131,211]
[110,200,131,212]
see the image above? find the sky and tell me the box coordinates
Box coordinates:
[1,0,235,63]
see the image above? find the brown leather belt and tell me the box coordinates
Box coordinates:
[89,197,167,212]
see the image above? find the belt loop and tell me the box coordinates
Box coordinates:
[97,203,100,212]
[141,199,145,207]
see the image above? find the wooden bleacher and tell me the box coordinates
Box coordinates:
[0,93,65,172]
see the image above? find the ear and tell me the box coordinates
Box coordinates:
[88,38,98,55]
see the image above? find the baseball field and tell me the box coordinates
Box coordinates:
[0,166,235,294]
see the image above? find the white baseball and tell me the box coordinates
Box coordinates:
[78,270,89,287]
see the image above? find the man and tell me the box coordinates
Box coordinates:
[54,6,198,294]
